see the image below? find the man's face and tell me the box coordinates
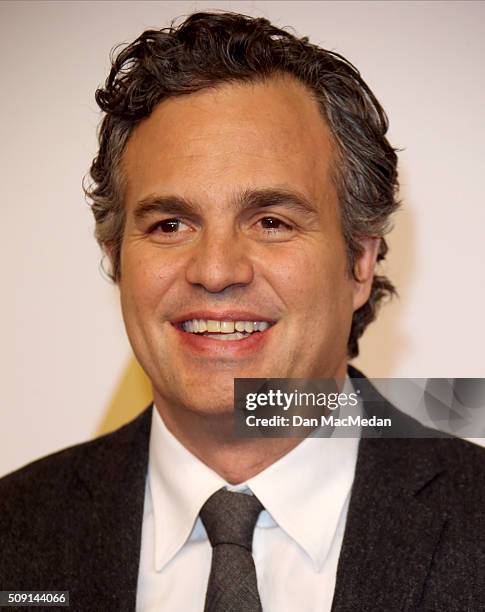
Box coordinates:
[119,76,376,414]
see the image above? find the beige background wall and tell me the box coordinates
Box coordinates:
[1,0,484,477]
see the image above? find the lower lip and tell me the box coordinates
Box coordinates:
[171,324,275,357]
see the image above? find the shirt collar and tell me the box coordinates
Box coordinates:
[245,427,359,570]
[148,408,227,572]
[148,379,360,572]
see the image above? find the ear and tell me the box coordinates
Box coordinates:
[352,237,381,311]
[103,241,114,261]
[102,241,117,282]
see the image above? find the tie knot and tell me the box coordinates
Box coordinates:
[200,488,263,551]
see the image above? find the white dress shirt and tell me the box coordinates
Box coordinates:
[136,401,360,611]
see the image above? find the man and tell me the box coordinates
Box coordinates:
[1,11,484,612]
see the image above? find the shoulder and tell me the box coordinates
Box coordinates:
[348,365,485,504]
[0,406,152,529]
[356,413,485,519]
[0,407,152,586]
[424,434,485,504]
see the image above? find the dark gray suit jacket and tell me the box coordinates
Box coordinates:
[1,369,485,611]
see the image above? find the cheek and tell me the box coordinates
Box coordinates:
[119,247,180,317]
[259,239,351,311]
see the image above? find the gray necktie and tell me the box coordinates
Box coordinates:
[200,488,264,612]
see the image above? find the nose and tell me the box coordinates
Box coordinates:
[185,228,254,293]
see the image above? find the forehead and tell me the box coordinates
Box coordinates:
[122,75,336,208]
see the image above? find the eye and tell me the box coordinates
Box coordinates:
[148,218,193,235]
[146,218,194,243]
[153,218,190,233]
[257,216,293,233]
[250,215,294,242]
[260,217,285,229]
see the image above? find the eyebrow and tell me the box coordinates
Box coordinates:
[234,188,318,217]
[133,195,196,221]
[133,188,319,221]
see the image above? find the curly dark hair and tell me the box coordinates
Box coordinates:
[86,11,400,358]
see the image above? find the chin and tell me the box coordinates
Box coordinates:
[167,373,236,416]
[183,393,235,417]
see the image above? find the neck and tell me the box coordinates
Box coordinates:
[155,398,302,483]
[154,361,348,484]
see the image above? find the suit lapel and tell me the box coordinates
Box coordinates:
[332,389,449,611]
[73,406,153,612]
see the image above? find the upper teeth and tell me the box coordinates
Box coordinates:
[182,319,270,333]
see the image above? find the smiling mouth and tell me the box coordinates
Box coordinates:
[174,318,274,341]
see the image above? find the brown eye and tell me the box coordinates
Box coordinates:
[260,217,286,229]
[159,219,181,233]
[147,217,193,243]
